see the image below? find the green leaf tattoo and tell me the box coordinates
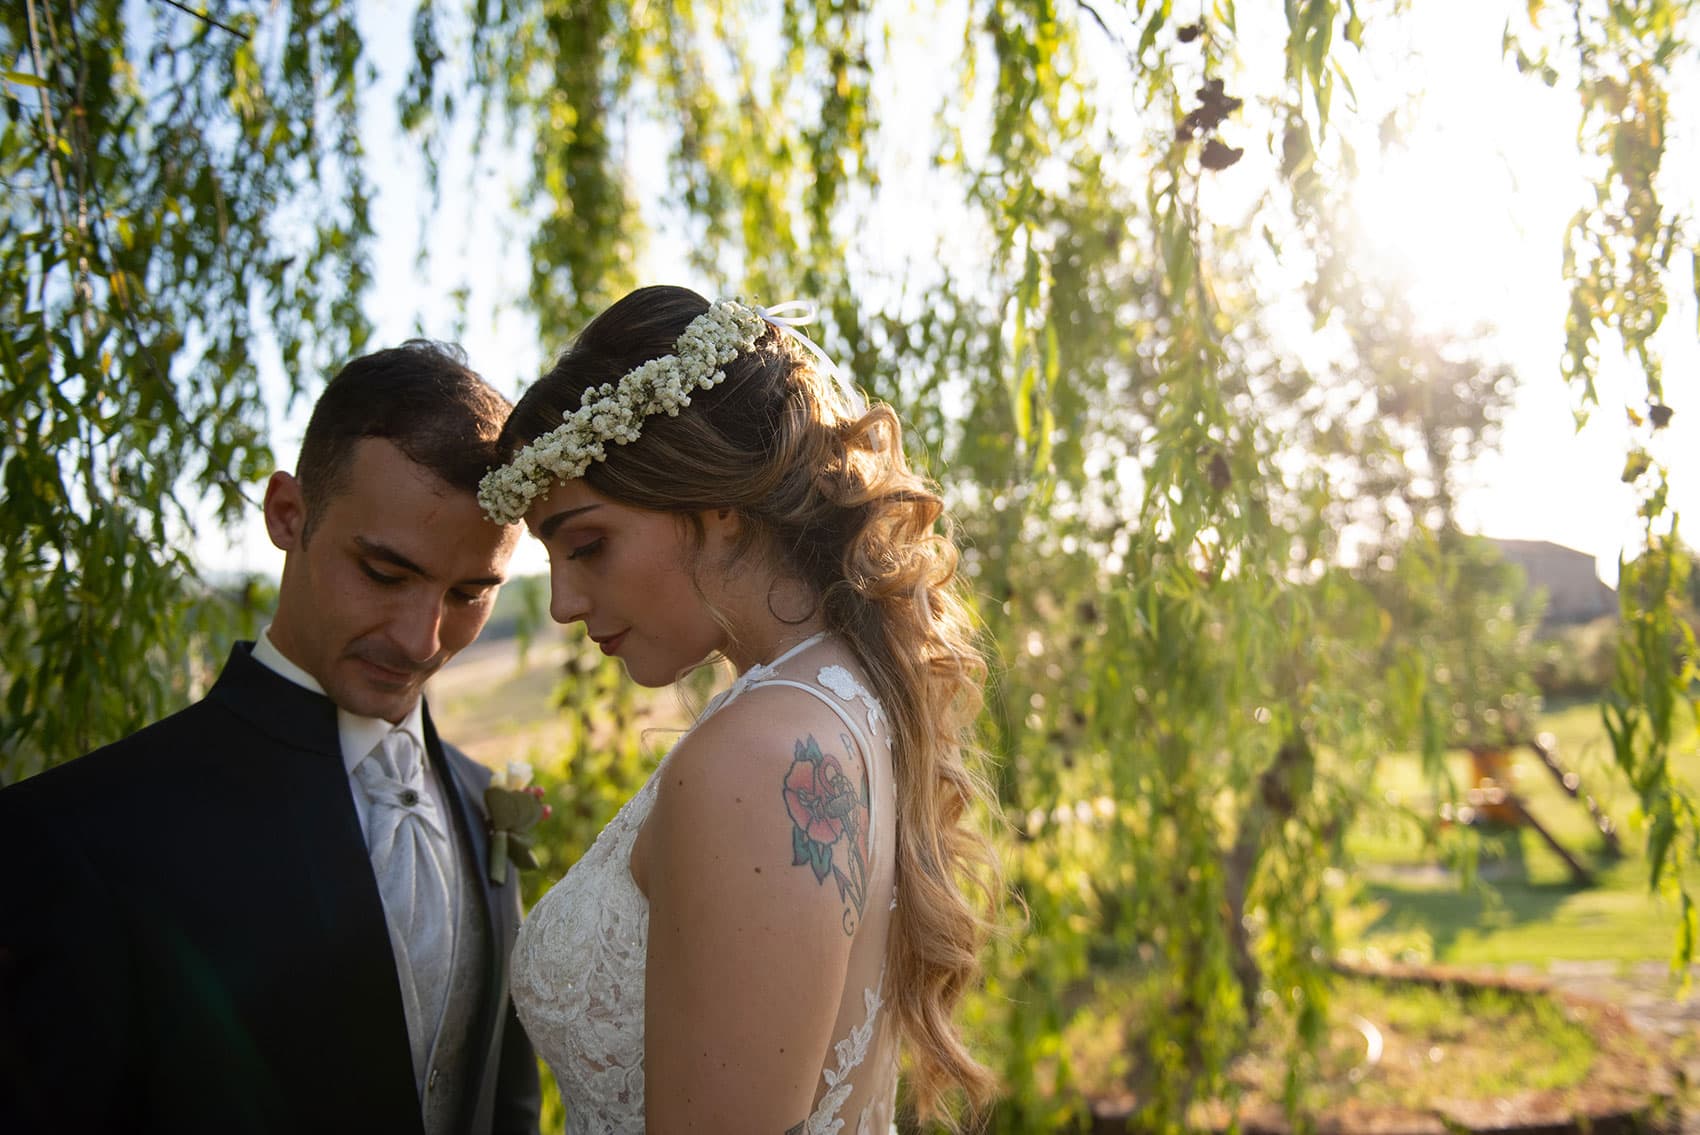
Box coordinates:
[781,734,871,936]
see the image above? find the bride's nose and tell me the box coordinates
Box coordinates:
[549,568,590,625]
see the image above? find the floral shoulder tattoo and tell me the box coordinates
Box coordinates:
[782,733,871,937]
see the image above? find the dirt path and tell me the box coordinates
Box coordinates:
[1512,959,1698,1128]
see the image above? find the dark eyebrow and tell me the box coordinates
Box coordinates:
[537,504,601,541]
[354,537,506,589]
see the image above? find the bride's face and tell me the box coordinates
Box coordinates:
[527,479,734,687]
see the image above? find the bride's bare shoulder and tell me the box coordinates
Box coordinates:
[647,679,878,931]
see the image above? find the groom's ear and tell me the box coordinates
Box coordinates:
[263,471,309,552]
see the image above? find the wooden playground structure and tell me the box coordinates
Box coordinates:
[1450,732,1621,885]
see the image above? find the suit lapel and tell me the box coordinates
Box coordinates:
[433,732,494,889]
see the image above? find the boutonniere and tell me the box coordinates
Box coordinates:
[485,761,550,885]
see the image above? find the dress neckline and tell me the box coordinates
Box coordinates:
[745,631,828,676]
[702,632,830,719]
[683,632,832,730]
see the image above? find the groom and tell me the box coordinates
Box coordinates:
[0,342,540,1134]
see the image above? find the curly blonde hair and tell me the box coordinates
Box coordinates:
[500,285,1001,1121]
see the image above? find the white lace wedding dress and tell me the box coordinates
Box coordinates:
[510,636,900,1133]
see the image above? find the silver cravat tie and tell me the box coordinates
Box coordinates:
[355,729,456,1087]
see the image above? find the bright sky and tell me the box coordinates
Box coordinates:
[1327,1,1700,585]
[197,0,1699,589]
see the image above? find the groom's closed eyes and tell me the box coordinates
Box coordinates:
[353,536,504,606]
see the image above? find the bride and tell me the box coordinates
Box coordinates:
[478,286,999,1132]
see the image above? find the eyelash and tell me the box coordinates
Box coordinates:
[365,563,485,605]
[566,538,605,562]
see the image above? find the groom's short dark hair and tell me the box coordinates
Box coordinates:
[296,340,512,535]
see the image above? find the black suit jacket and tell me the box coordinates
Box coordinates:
[0,643,541,1135]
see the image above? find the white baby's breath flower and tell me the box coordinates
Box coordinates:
[478,300,768,524]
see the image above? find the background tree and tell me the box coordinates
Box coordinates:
[2,0,371,780]
[3,0,1695,1128]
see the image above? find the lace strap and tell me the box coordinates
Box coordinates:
[740,677,881,833]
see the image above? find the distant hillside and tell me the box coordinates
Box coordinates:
[480,574,549,641]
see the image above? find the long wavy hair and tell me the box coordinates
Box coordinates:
[500,285,1001,1121]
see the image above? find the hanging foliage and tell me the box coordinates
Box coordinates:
[2,0,372,780]
[3,0,1695,1127]
[1508,0,1700,963]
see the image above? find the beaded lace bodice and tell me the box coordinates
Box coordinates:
[510,637,898,1133]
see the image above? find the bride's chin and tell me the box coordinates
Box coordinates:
[618,658,673,690]
[619,643,719,689]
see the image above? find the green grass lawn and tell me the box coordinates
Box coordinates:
[1346,699,1699,967]
[1354,861,1686,966]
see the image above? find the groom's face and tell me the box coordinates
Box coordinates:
[265,438,519,722]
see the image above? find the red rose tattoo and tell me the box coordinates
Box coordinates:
[783,735,870,935]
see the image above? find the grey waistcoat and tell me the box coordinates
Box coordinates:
[417,821,492,1135]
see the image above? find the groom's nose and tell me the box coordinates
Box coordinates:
[392,595,445,663]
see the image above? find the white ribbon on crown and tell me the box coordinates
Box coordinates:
[752,300,870,419]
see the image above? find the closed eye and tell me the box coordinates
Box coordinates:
[360,561,404,585]
[566,538,605,562]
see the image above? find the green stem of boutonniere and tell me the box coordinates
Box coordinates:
[489,829,511,886]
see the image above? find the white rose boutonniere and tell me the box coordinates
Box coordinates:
[485,760,550,885]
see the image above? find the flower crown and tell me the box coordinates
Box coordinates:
[478,299,774,525]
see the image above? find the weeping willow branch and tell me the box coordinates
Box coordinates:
[149,0,249,39]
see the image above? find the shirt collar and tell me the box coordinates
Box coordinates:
[252,626,427,775]
[337,704,426,778]
[252,626,324,695]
